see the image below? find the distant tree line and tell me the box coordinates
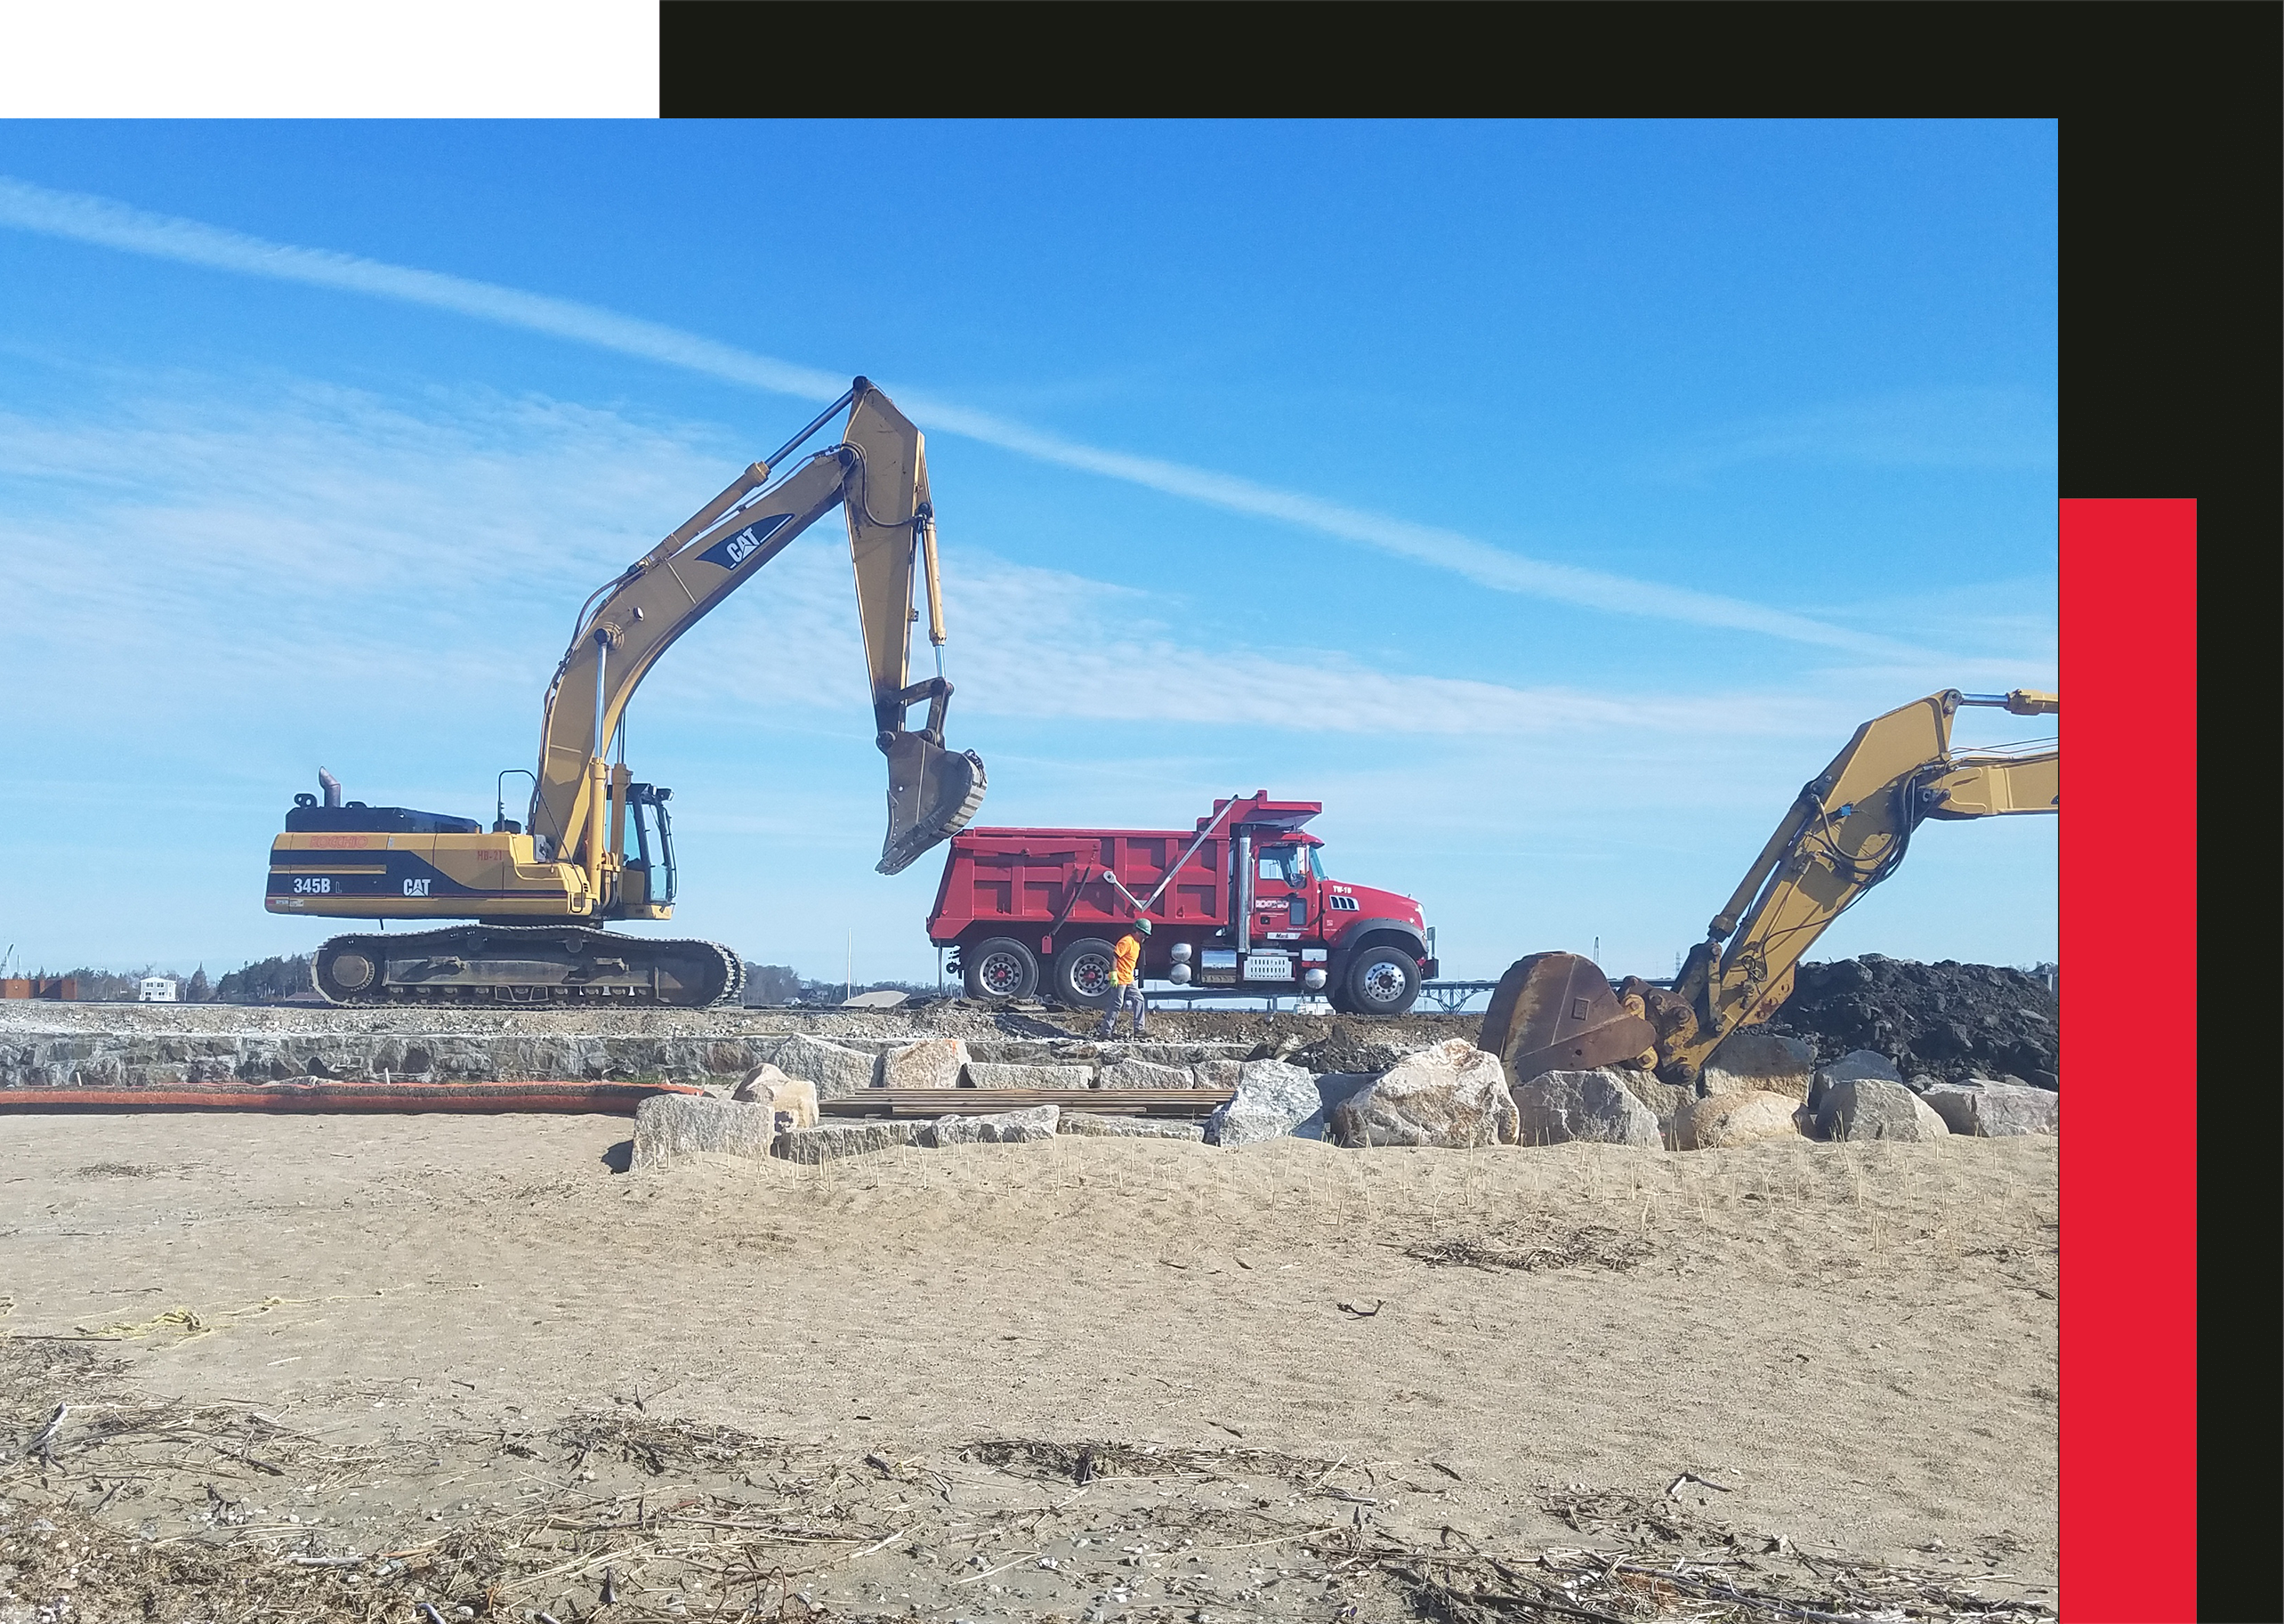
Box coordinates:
[46,952,935,1006]
[47,966,151,1001]
[29,957,307,1002]
[215,955,315,1002]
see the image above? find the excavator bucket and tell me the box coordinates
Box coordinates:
[1478,951,1659,1088]
[878,735,988,875]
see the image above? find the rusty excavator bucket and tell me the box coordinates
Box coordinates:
[878,733,988,876]
[1478,951,1659,1088]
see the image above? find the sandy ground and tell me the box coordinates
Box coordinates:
[0,1113,2056,1621]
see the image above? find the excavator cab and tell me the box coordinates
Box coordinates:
[623,782,677,908]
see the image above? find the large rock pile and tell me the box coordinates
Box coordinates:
[7,990,2057,1164]
[0,1030,805,1091]
[0,1024,1256,1094]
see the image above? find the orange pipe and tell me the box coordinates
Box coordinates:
[0,1081,705,1116]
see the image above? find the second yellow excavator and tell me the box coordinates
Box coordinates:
[263,378,986,1006]
[1480,688,2059,1089]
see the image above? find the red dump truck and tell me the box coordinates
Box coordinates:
[925,793,1438,1015]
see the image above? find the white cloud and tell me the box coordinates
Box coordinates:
[1659,387,2058,478]
[1,173,1933,659]
[0,382,734,711]
[4,376,1859,751]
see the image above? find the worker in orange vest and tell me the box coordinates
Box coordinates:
[1093,917,1151,1040]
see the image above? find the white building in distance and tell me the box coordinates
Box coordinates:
[138,976,179,1003]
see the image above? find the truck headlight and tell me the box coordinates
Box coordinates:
[1170,963,1192,984]
[1303,967,1327,990]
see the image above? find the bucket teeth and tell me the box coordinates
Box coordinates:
[878,738,987,875]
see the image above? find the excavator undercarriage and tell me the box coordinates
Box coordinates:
[311,925,745,1007]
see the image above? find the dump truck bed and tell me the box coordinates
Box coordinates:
[925,800,1322,944]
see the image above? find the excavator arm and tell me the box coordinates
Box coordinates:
[527,378,986,885]
[1481,688,2057,1090]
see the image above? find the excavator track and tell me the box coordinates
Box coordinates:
[312,924,743,1008]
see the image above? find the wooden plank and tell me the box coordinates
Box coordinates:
[820,1087,1233,1120]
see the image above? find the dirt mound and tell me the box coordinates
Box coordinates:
[1760,956,2058,1089]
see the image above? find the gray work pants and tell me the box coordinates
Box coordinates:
[1095,982,1146,1037]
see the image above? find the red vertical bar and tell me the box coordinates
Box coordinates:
[2059,497,2197,1620]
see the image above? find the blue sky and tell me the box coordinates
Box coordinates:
[0,119,2058,986]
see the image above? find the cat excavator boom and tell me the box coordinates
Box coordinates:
[265,378,987,1006]
[1480,689,2058,1089]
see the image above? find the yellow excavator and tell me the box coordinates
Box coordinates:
[1480,688,2059,1089]
[265,378,987,1006]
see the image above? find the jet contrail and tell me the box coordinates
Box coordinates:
[0,174,1912,656]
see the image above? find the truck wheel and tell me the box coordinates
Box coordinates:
[1344,946,1420,1016]
[1051,938,1119,1008]
[963,937,1038,1001]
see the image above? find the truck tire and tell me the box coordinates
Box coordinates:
[1343,945,1420,1016]
[963,937,1038,1002]
[1051,937,1119,1008]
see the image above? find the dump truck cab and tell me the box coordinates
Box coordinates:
[927,793,1437,1015]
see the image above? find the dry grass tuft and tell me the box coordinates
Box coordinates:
[1406,1224,1654,1274]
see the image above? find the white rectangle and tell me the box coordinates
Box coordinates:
[1242,953,1295,982]
[2,2,661,117]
